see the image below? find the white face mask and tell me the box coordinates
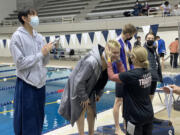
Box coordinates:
[30,16,39,27]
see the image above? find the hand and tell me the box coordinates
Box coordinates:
[80,99,90,109]
[95,95,100,102]
[46,42,53,52]
[105,45,112,59]
[41,45,49,56]
[162,86,171,94]
[162,85,179,94]
[41,43,53,56]
[169,85,180,94]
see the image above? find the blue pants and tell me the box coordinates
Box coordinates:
[13,78,46,135]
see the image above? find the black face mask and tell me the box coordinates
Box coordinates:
[125,37,132,42]
[147,40,154,46]
[128,55,133,65]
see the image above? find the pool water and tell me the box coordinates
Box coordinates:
[0,66,115,135]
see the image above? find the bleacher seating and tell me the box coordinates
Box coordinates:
[1,0,165,26]
[86,0,164,20]
[3,0,91,25]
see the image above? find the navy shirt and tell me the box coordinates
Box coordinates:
[119,68,153,125]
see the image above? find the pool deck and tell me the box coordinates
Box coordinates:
[44,93,178,135]
[1,57,180,135]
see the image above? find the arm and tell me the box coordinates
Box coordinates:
[171,85,180,95]
[117,61,125,73]
[174,88,180,95]
[10,37,44,71]
[43,54,50,66]
[107,61,122,83]
[41,35,50,66]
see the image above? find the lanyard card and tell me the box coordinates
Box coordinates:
[127,121,135,135]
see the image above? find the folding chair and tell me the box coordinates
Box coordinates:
[173,74,180,86]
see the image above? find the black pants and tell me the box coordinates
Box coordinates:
[126,121,153,135]
[170,53,179,68]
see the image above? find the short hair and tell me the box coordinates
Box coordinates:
[175,38,179,40]
[107,40,120,49]
[18,8,37,24]
[156,36,160,39]
[164,1,169,6]
[122,24,137,35]
[137,36,141,39]
[145,32,155,39]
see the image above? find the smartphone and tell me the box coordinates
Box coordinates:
[52,37,60,45]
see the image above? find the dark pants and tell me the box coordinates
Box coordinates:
[126,121,153,135]
[13,78,46,135]
[170,53,179,68]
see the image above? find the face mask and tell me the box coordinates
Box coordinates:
[30,16,39,27]
[125,37,132,42]
[147,40,154,46]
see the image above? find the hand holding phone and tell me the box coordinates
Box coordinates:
[52,37,60,45]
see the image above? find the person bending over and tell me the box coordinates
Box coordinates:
[58,40,121,135]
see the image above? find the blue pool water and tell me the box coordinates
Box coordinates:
[0,66,115,135]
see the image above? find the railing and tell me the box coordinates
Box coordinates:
[62,16,74,23]
[0,15,75,27]
[148,7,172,17]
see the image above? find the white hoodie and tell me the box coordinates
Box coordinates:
[10,26,49,88]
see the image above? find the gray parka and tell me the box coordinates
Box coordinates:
[58,45,107,126]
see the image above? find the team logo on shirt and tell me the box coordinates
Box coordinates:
[139,73,152,88]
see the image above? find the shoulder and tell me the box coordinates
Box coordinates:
[161,4,165,7]
[82,55,98,70]
[10,30,22,45]
[11,30,21,40]
[36,32,43,39]
[36,32,44,40]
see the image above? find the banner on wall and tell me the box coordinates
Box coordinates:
[60,35,65,47]
[134,27,139,39]
[3,39,6,48]
[95,31,101,43]
[83,33,88,45]
[77,33,82,44]
[55,35,60,39]
[142,25,150,36]
[150,24,159,36]
[102,30,108,42]
[115,29,122,37]
[71,34,76,45]
[45,36,50,44]
[109,30,116,39]
[89,32,95,44]
[1,24,160,49]
[65,35,70,45]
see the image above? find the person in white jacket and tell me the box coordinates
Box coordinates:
[10,8,53,135]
